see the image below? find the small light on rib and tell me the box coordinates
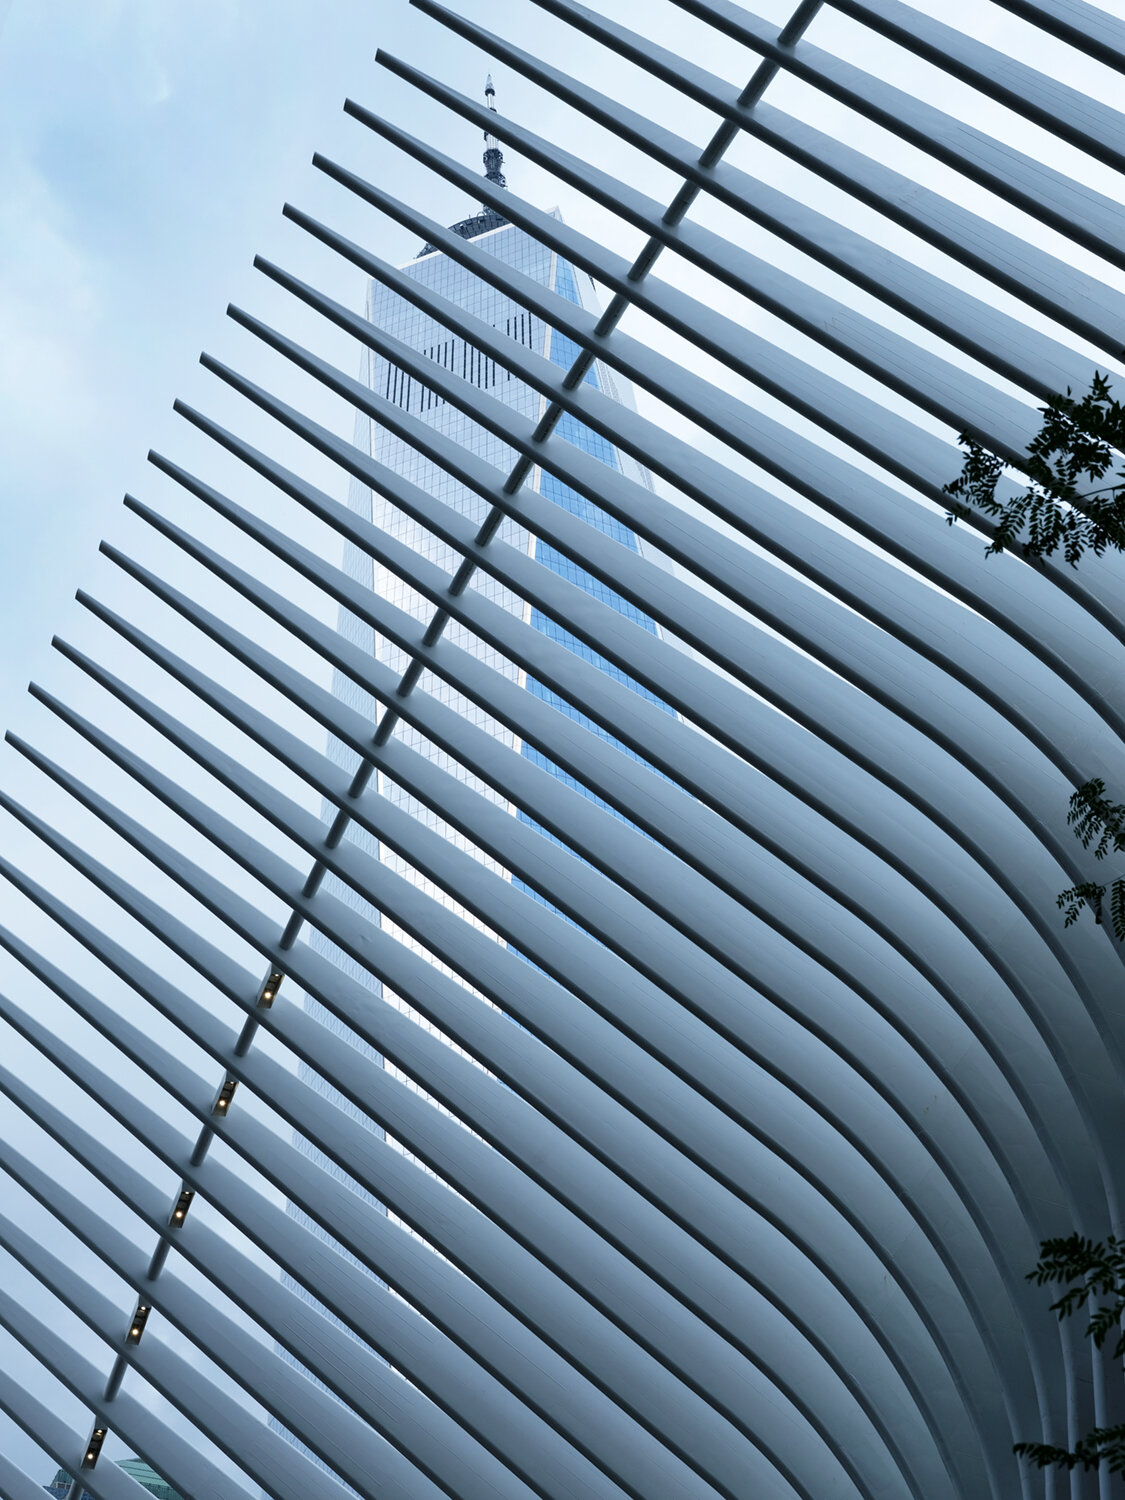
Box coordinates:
[258,970,284,1008]
[82,1427,108,1467]
[170,1188,194,1227]
[213,1078,238,1116]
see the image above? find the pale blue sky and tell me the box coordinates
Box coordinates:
[1,0,1122,1490]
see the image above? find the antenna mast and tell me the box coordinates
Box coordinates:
[482,75,507,188]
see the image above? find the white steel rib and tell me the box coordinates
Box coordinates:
[0,1,1123,1497]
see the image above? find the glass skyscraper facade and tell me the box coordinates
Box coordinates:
[273,181,670,1483]
[45,1458,183,1500]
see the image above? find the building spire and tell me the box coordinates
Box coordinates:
[415,72,510,254]
[482,74,507,189]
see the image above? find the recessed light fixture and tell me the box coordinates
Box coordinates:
[170,1188,194,1227]
[213,1078,238,1115]
[81,1426,107,1468]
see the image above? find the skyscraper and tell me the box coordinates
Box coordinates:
[45,1457,183,1500]
[273,81,671,1478]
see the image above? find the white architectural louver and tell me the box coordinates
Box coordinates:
[1,0,1124,1496]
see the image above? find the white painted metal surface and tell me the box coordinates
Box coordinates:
[0,1,1122,1496]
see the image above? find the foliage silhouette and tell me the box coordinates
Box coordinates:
[944,373,1125,1478]
[1012,1237,1125,1474]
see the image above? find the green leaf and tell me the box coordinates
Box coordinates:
[942,374,1125,565]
